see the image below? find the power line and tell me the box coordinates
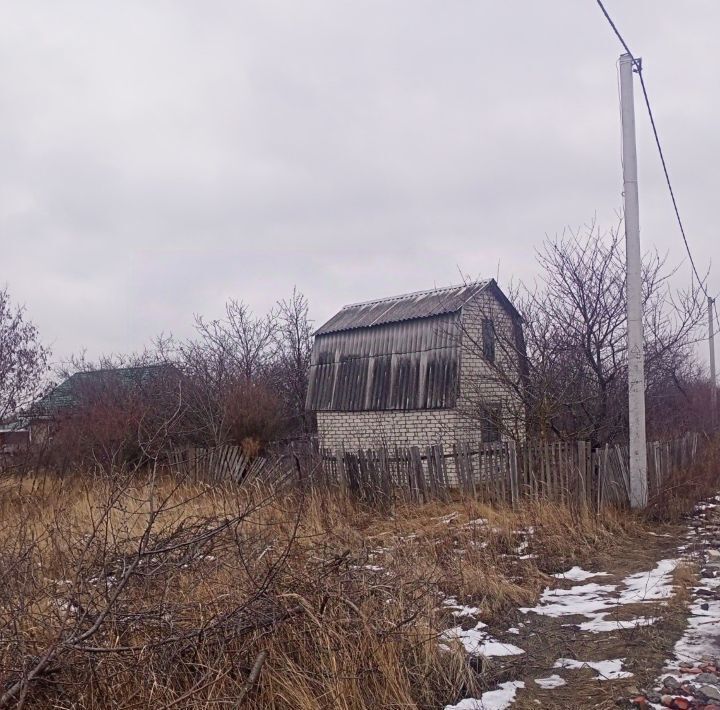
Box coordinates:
[595,0,711,302]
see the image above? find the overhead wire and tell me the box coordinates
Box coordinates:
[595,0,712,305]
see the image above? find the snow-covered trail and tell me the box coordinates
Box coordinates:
[442,497,720,710]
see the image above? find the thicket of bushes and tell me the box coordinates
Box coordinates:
[0,469,643,709]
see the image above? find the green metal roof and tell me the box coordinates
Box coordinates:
[29,363,180,418]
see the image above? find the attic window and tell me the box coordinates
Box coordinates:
[482,318,495,363]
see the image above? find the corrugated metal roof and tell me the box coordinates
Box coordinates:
[307,313,460,412]
[28,364,180,418]
[315,280,492,335]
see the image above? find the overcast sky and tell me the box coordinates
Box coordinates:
[2,1,718,362]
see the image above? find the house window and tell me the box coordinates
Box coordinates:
[482,318,495,363]
[481,403,502,442]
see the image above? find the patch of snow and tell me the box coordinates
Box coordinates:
[553,566,610,582]
[444,681,525,710]
[652,506,720,688]
[667,596,720,667]
[525,560,680,634]
[443,597,481,617]
[453,606,481,618]
[442,623,525,657]
[617,559,679,603]
[520,582,617,618]
[364,565,384,572]
[534,674,566,689]
[553,657,632,680]
[507,627,520,634]
[568,615,657,633]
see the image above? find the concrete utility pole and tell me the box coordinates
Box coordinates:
[710,297,717,428]
[619,53,648,508]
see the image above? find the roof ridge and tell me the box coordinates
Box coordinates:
[341,280,490,310]
[72,362,173,377]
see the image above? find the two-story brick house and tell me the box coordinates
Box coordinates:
[306,280,525,451]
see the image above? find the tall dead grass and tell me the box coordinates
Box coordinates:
[0,470,649,708]
[646,435,720,522]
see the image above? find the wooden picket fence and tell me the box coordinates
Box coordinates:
[164,440,324,488]
[320,432,702,509]
[166,445,269,484]
[162,432,702,510]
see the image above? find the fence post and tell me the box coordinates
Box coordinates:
[434,444,449,500]
[409,446,425,503]
[576,441,585,507]
[337,445,347,495]
[508,440,518,507]
[599,444,609,509]
[379,446,393,509]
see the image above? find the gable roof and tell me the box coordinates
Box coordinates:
[28,363,180,419]
[315,279,519,336]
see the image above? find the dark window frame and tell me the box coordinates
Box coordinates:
[480,402,502,443]
[482,318,496,363]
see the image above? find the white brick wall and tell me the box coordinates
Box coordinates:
[316,409,466,451]
[457,292,526,440]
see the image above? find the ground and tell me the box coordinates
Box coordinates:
[1,473,719,709]
[431,498,720,710]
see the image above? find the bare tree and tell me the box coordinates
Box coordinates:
[0,287,50,422]
[465,221,705,445]
[168,336,235,446]
[274,288,313,433]
[46,290,314,463]
[194,300,277,382]
[166,295,303,449]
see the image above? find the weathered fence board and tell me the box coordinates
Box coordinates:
[318,432,702,510]
[164,432,702,511]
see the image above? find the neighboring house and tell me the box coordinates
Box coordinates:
[306,280,526,452]
[27,363,183,439]
[0,420,30,454]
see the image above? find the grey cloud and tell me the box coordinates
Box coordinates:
[2,1,718,359]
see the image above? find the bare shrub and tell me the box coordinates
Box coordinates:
[0,467,643,709]
[167,289,313,449]
[37,364,184,473]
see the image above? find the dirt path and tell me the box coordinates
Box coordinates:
[445,499,720,710]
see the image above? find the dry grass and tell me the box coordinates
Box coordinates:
[645,436,720,523]
[0,471,654,708]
